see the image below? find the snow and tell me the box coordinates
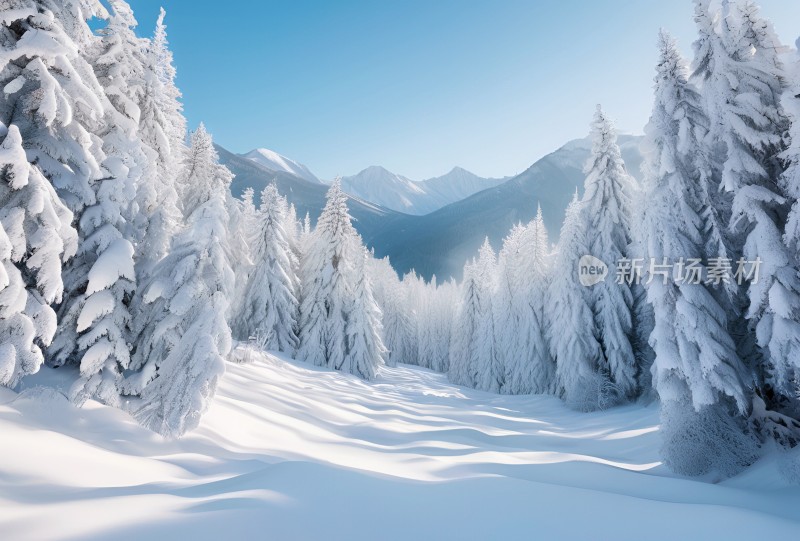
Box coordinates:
[3,75,25,94]
[339,165,505,216]
[340,165,424,213]
[243,148,320,184]
[85,238,135,295]
[76,289,115,332]
[1,352,798,540]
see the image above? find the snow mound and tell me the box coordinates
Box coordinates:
[1,355,799,540]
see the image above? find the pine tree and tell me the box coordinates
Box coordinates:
[512,209,556,394]
[0,124,76,386]
[644,30,750,410]
[449,259,481,388]
[235,184,299,352]
[150,8,186,157]
[0,1,106,214]
[578,106,638,400]
[449,239,498,391]
[0,1,146,407]
[49,0,149,406]
[124,124,234,438]
[472,239,500,392]
[494,223,524,391]
[643,29,758,475]
[135,6,183,276]
[548,191,608,410]
[782,40,800,257]
[429,279,456,373]
[382,277,416,367]
[341,247,386,379]
[415,275,438,369]
[297,179,355,370]
[689,0,738,285]
[709,1,800,402]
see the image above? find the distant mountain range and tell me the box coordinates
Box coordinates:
[369,135,644,279]
[216,146,403,240]
[339,165,507,215]
[218,135,644,280]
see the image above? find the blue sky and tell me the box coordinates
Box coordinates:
[124,0,800,180]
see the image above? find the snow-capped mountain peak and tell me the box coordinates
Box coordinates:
[338,165,506,216]
[243,148,320,183]
[340,166,425,214]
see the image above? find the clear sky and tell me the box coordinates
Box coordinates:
[123,0,800,181]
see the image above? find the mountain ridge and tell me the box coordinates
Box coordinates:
[218,135,644,280]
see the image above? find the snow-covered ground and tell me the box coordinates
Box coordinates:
[2,352,799,540]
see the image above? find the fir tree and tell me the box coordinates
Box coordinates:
[134,6,183,276]
[0,124,76,386]
[578,106,638,400]
[235,183,299,353]
[643,30,749,412]
[548,191,608,410]
[297,179,355,371]
[341,247,386,379]
[124,124,234,438]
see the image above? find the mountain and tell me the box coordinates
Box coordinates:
[341,166,426,214]
[368,135,644,280]
[418,167,508,210]
[216,145,404,240]
[339,166,506,215]
[242,148,321,184]
[218,135,643,282]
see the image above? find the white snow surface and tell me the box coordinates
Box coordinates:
[243,148,320,184]
[1,351,799,540]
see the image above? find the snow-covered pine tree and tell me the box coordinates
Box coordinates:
[124,124,234,438]
[134,7,183,276]
[241,187,257,225]
[0,124,76,387]
[472,239,501,392]
[494,223,524,391]
[689,0,756,398]
[782,38,800,258]
[449,258,481,388]
[0,0,147,406]
[235,183,299,352]
[449,239,499,391]
[342,247,386,379]
[428,278,456,373]
[548,190,608,410]
[642,30,756,474]
[150,8,186,154]
[708,0,800,405]
[296,179,355,370]
[296,180,384,379]
[578,106,638,401]
[399,272,424,365]
[509,208,555,394]
[0,0,106,214]
[284,202,302,259]
[415,275,438,370]
[382,276,416,367]
[50,0,150,406]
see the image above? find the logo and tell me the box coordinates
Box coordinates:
[578,255,608,287]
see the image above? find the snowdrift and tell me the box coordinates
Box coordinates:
[1,353,799,540]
